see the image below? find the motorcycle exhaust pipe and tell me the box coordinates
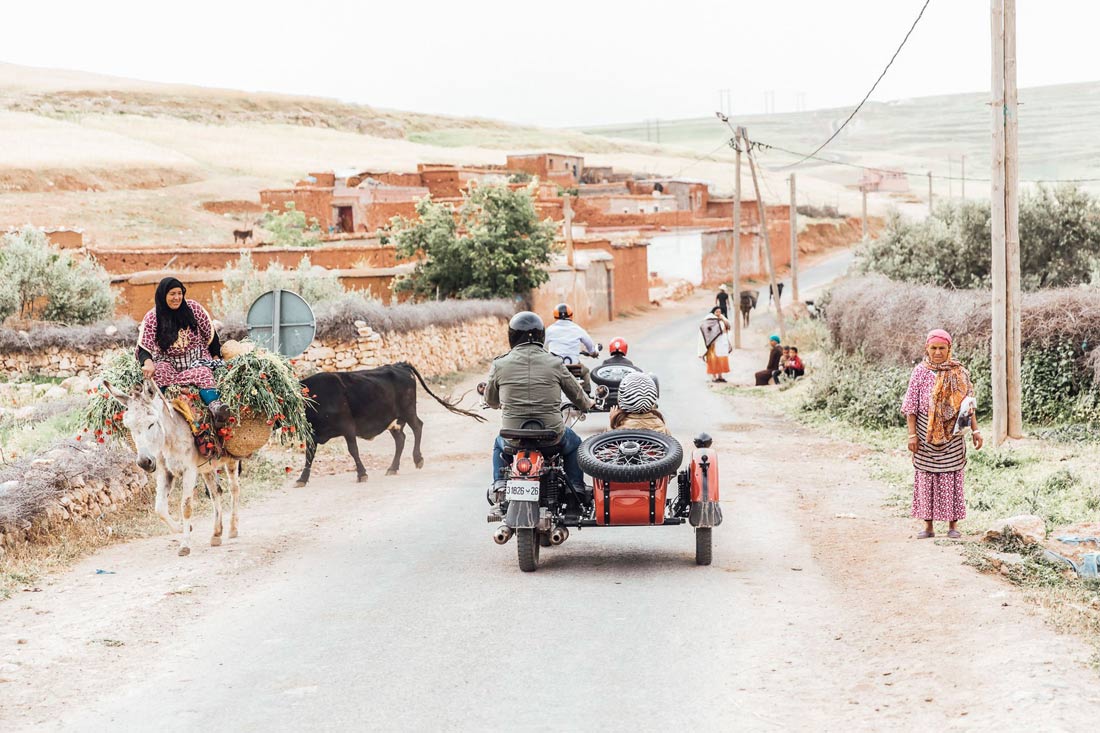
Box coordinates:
[493,525,514,545]
[549,525,570,546]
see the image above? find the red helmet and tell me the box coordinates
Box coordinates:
[609,337,628,356]
[553,303,573,320]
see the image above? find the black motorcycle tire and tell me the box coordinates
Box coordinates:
[517,528,540,572]
[695,527,713,566]
[578,429,683,483]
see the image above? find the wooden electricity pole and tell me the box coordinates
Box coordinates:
[991,0,1022,442]
[927,171,933,215]
[789,173,799,303]
[961,154,967,200]
[742,128,786,342]
[1004,0,1023,437]
[732,129,743,348]
[861,185,868,240]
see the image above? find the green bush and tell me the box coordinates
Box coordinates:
[0,228,114,324]
[388,183,557,300]
[801,352,910,429]
[213,253,347,317]
[260,202,321,248]
[857,185,1100,290]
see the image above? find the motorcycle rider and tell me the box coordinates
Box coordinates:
[600,337,635,369]
[544,303,597,393]
[485,311,593,496]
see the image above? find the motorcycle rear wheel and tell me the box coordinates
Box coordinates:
[517,528,540,572]
[695,527,712,566]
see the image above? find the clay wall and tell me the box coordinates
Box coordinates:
[573,239,650,315]
[260,188,335,229]
[89,241,398,275]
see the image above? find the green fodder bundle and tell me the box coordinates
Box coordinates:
[82,345,313,449]
[82,349,144,446]
[218,346,313,447]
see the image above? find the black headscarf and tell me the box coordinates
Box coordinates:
[154,277,199,352]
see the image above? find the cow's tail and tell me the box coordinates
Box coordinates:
[399,362,487,423]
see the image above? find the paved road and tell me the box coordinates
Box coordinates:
[4,252,1098,731]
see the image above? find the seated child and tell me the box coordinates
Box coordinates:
[785,346,805,379]
[609,372,670,435]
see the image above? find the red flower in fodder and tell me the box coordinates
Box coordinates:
[97,438,105,444]
[284,466,292,473]
[75,435,82,441]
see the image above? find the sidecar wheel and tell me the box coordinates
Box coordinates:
[517,528,540,572]
[695,527,713,566]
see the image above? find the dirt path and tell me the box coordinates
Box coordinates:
[1,275,1098,730]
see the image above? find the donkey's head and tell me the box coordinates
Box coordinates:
[105,379,169,474]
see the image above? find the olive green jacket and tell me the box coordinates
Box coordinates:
[485,342,592,438]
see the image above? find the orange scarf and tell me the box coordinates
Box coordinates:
[923,356,972,447]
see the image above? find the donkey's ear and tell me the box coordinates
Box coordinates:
[102,380,129,405]
[142,379,161,400]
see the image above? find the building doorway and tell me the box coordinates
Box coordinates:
[336,206,354,233]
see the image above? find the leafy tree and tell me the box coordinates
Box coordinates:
[389,183,557,299]
[857,185,1100,290]
[0,228,114,324]
[260,201,321,248]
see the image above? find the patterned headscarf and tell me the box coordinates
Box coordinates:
[922,330,973,446]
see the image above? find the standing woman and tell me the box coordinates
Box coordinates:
[697,305,732,383]
[136,277,229,425]
[901,329,983,539]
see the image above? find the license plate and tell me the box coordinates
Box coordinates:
[506,479,540,502]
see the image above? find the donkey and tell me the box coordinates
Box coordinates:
[106,379,242,557]
[232,228,253,244]
[739,289,759,328]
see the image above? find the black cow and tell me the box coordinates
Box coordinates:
[295,362,485,487]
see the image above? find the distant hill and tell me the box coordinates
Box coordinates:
[582,81,1100,193]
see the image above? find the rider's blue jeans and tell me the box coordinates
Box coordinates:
[492,428,584,490]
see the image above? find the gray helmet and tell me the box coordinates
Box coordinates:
[508,311,545,348]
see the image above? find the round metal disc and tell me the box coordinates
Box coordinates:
[246,289,317,358]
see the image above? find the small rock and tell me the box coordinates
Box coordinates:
[104,325,118,337]
[983,514,1045,545]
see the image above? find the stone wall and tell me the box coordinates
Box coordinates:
[298,316,508,376]
[0,316,511,380]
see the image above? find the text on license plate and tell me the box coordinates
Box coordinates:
[506,479,540,501]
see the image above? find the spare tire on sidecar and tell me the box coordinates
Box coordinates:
[577,428,682,482]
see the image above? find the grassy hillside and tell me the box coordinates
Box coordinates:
[583,81,1100,194]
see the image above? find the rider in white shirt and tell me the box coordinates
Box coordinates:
[544,303,597,392]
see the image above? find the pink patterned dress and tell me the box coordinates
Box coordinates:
[901,364,968,521]
[137,301,219,389]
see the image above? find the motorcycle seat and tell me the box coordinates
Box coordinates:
[500,427,559,442]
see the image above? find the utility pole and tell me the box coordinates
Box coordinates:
[732,129,743,349]
[948,157,953,199]
[563,194,575,267]
[961,154,967,199]
[789,173,799,303]
[927,171,933,216]
[1005,0,1023,437]
[743,128,786,342]
[861,185,868,240]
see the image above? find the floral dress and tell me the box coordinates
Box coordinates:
[137,301,219,389]
[901,364,968,522]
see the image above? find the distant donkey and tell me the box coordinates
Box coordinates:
[232,229,253,244]
[739,289,759,328]
[106,379,242,557]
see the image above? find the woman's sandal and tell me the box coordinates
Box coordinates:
[916,530,935,539]
[946,530,962,539]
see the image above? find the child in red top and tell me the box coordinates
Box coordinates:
[785,347,805,379]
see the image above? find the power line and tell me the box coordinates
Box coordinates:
[788,0,931,167]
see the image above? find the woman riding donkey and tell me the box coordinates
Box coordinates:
[136,277,230,427]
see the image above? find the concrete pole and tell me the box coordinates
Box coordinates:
[1005,0,1023,437]
[861,186,868,240]
[928,171,933,216]
[789,174,799,303]
[743,129,786,342]
[732,130,743,349]
[991,0,1008,445]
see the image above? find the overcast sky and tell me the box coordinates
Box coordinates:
[3,1,1097,127]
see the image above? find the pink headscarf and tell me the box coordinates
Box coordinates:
[926,329,952,346]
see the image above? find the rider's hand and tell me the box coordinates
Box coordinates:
[476,382,487,396]
[141,359,156,379]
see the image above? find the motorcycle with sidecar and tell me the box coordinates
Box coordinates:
[487,422,722,572]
